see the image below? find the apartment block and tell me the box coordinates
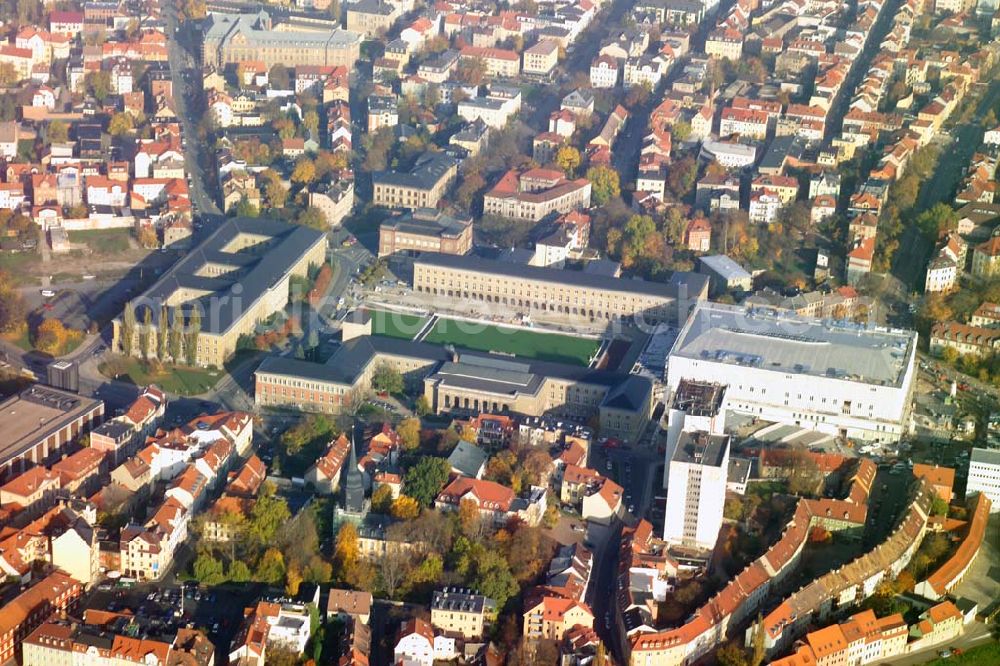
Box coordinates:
[663,432,730,550]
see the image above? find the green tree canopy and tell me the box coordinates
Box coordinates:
[254,548,286,584]
[397,417,421,450]
[586,165,620,205]
[295,206,326,230]
[371,362,404,394]
[404,457,451,506]
[193,552,225,585]
[247,492,291,545]
[229,560,251,582]
[472,550,519,610]
[47,120,69,144]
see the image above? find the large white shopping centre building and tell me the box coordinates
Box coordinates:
[667,303,918,442]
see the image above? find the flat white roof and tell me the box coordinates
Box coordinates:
[671,303,916,387]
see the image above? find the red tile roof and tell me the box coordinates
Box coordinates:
[312,434,351,481]
[563,464,600,486]
[51,447,105,483]
[0,467,60,501]
[438,477,514,511]
[923,493,991,596]
[912,463,955,499]
[0,571,80,638]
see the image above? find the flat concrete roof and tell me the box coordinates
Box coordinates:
[673,431,729,467]
[671,303,916,387]
[0,386,102,467]
[971,447,1000,466]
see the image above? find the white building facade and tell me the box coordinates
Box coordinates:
[666,304,918,442]
[967,448,1000,511]
[663,431,730,550]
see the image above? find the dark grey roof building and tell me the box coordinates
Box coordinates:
[255,335,652,438]
[447,440,489,479]
[112,217,326,367]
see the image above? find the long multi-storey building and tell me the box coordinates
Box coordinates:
[111,218,327,367]
[0,386,103,481]
[667,303,917,442]
[255,335,653,439]
[768,609,909,666]
[0,571,81,663]
[914,492,991,599]
[411,254,708,326]
[23,616,215,666]
[202,12,361,70]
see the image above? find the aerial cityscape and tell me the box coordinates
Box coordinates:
[0,0,997,665]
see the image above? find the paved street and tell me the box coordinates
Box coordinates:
[879,625,994,666]
[585,519,624,662]
[892,79,1000,290]
[164,0,221,218]
[823,0,904,143]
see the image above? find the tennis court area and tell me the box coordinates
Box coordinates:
[421,317,599,366]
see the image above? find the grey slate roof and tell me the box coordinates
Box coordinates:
[727,457,753,484]
[131,217,325,336]
[447,441,489,478]
[600,375,651,412]
[414,253,709,300]
[372,152,457,191]
[380,209,471,239]
[204,11,361,49]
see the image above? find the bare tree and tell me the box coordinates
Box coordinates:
[378,548,411,599]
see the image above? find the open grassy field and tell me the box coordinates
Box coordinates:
[368,309,429,340]
[68,228,131,254]
[100,357,221,395]
[0,251,38,282]
[422,318,599,366]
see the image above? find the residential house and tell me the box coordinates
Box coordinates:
[430,588,496,639]
[522,596,594,642]
[305,434,352,495]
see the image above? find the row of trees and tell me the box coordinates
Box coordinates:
[0,270,26,334]
[120,302,201,366]
[872,138,942,271]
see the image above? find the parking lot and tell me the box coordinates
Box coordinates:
[85,580,269,655]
